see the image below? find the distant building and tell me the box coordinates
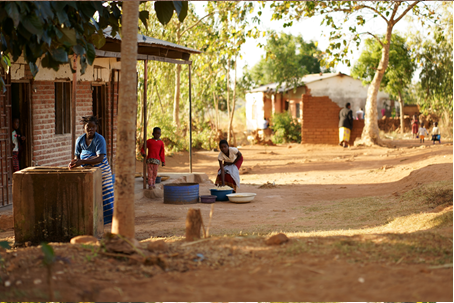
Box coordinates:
[245,72,390,131]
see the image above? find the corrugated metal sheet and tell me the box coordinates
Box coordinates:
[249,72,351,93]
[103,28,201,54]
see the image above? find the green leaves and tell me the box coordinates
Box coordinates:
[41,242,55,266]
[154,1,188,25]
[5,2,19,27]
[0,241,11,249]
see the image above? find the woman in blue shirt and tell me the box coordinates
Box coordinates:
[68,116,114,225]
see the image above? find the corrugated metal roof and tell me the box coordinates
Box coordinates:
[249,72,351,93]
[103,28,201,54]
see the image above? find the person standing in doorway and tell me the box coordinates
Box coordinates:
[12,118,26,172]
[141,127,166,189]
[339,103,353,148]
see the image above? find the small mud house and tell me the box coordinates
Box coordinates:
[245,72,390,144]
[0,30,200,206]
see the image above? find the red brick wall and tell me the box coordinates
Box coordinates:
[301,94,364,145]
[32,81,91,166]
[31,80,118,167]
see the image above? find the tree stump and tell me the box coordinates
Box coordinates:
[185,208,203,242]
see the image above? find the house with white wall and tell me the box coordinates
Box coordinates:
[245,72,390,131]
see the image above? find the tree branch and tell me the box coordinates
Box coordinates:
[359,32,384,47]
[181,10,221,36]
[356,5,389,22]
[393,1,421,24]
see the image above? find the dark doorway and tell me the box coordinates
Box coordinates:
[11,82,32,170]
[92,84,108,139]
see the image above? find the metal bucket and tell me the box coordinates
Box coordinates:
[163,183,199,204]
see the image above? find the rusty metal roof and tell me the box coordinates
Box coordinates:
[103,28,201,54]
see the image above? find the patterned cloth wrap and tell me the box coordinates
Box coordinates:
[146,158,161,165]
[339,127,351,142]
[80,150,114,224]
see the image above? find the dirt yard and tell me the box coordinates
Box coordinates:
[0,139,452,301]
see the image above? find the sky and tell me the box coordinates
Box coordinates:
[192,1,434,79]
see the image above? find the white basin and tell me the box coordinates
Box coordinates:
[227,193,257,203]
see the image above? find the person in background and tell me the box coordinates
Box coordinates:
[381,108,386,118]
[356,108,364,120]
[69,116,114,225]
[339,103,353,148]
[411,115,419,139]
[431,122,441,144]
[12,118,26,172]
[141,127,165,189]
[418,123,429,144]
[215,139,243,192]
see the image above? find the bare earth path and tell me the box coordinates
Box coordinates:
[0,139,452,301]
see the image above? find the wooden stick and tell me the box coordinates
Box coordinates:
[206,204,214,238]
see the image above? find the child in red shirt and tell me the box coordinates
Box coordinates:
[141,127,165,189]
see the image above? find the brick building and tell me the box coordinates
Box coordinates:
[0,30,200,206]
[246,73,390,134]
[245,73,390,142]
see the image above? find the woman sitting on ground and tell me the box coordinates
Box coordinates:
[215,139,243,192]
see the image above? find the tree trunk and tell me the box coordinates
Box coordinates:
[226,62,231,143]
[361,22,394,146]
[229,58,237,145]
[185,208,203,241]
[173,25,182,128]
[213,90,219,131]
[398,91,404,134]
[111,1,139,238]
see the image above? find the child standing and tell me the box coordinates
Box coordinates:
[141,127,165,189]
[431,122,441,144]
[12,118,26,172]
[411,115,419,139]
[418,123,429,143]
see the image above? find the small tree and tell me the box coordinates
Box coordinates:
[351,34,416,134]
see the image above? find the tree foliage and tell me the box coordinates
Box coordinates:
[408,2,453,115]
[0,1,188,91]
[136,2,260,149]
[247,32,324,88]
[351,34,415,100]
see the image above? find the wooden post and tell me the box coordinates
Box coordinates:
[188,63,192,173]
[143,60,148,189]
[185,208,203,241]
[111,1,139,238]
[71,55,77,158]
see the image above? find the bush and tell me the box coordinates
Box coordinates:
[271,112,301,144]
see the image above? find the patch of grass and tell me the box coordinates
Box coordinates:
[401,180,453,207]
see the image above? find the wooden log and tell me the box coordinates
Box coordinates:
[185,208,203,242]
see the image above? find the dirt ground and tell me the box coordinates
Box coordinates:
[0,139,452,301]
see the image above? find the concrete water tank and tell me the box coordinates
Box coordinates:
[13,167,104,244]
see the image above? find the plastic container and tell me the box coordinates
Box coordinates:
[227,193,256,203]
[155,176,162,184]
[200,195,216,204]
[164,183,199,204]
[210,188,234,201]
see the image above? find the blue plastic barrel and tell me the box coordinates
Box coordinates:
[163,183,199,204]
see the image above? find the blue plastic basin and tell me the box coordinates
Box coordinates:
[210,188,234,201]
[164,183,199,204]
